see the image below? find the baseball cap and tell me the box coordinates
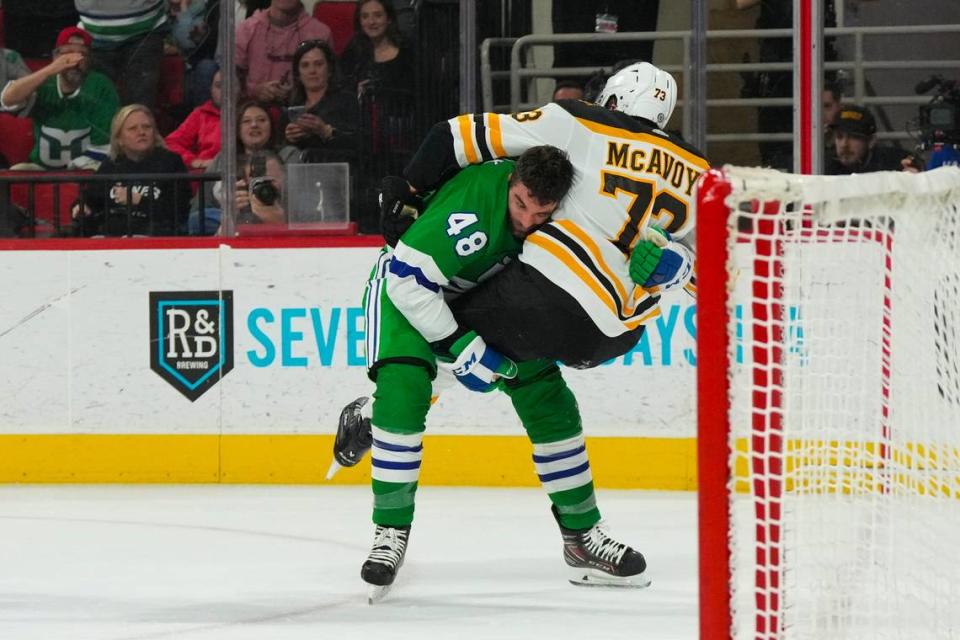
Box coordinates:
[55,26,93,50]
[832,104,877,137]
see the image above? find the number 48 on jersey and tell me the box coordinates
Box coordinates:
[446,212,488,256]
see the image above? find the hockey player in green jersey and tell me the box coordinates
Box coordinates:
[355,145,650,603]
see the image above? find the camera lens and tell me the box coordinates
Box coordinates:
[250,178,279,205]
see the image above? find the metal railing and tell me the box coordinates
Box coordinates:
[481,24,960,147]
[0,172,221,238]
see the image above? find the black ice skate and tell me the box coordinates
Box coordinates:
[361,524,411,604]
[326,396,372,479]
[553,506,651,588]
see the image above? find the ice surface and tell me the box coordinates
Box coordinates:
[0,485,697,640]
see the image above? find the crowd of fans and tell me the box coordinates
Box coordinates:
[0,1,947,238]
[0,0,417,237]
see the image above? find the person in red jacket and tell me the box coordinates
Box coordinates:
[165,69,222,170]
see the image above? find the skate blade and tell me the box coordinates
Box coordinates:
[567,567,651,589]
[368,583,393,604]
[325,459,342,481]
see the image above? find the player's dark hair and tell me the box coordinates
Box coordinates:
[510,145,575,205]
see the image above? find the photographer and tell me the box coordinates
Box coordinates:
[226,150,286,229]
[190,100,283,235]
[825,105,917,175]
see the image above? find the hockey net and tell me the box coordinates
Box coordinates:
[696,166,960,640]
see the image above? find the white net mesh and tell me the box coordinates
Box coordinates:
[723,166,960,639]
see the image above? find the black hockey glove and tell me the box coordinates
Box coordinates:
[379,175,424,247]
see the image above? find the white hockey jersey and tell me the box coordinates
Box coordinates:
[442,101,709,338]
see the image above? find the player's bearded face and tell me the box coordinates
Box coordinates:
[507,181,555,239]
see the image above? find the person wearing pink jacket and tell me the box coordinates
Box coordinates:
[165,69,222,170]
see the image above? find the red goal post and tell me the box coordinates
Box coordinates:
[696,165,960,640]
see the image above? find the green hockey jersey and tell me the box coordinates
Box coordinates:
[386,160,521,344]
[28,71,118,169]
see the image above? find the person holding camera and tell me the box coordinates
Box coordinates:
[825,104,918,175]
[190,100,284,234]
[232,150,286,227]
[282,40,358,158]
[72,104,191,236]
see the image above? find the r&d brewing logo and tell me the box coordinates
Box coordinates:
[149,291,234,401]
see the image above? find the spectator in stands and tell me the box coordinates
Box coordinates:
[72,104,191,236]
[170,0,221,111]
[241,0,272,20]
[230,149,286,229]
[190,100,282,234]
[825,105,918,175]
[281,40,358,158]
[0,48,34,166]
[165,69,222,169]
[552,80,584,102]
[75,0,168,109]
[823,82,843,134]
[0,48,35,233]
[0,27,119,171]
[235,0,334,104]
[340,0,415,96]
[0,50,37,99]
[822,80,843,164]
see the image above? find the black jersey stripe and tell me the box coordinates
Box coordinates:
[538,224,659,322]
[473,114,493,161]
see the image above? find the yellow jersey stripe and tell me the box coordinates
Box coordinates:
[554,220,636,315]
[457,115,479,164]
[526,233,621,319]
[626,306,661,330]
[574,117,710,170]
[488,113,507,157]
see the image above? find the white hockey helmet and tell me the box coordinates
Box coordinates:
[596,62,677,127]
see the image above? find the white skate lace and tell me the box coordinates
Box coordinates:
[368,526,407,568]
[583,522,628,565]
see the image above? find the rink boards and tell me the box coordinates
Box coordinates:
[0,238,698,489]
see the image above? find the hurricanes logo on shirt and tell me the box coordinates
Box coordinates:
[38,126,90,168]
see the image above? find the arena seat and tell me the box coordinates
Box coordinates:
[6,171,84,235]
[23,58,48,72]
[0,113,34,166]
[158,53,185,109]
[313,2,355,56]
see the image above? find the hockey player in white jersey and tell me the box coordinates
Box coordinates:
[332,63,708,596]
[379,61,708,368]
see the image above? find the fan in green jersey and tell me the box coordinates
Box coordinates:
[0,27,118,170]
